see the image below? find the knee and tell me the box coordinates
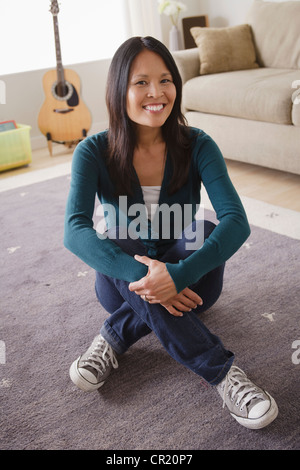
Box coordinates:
[183,219,217,252]
[192,262,225,313]
[203,220,217,239]
[106,227,147,257]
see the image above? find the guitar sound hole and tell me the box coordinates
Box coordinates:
[51,80,73,102]
[55,82,69,98]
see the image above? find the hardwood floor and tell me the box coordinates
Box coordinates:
[1,144,300,212]
[224,159,300,212]
[0,143,74,175]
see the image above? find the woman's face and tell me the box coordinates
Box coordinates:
[126,49,177,131]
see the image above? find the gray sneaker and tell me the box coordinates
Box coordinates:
[216,366,278,429]
[69,334,118,392]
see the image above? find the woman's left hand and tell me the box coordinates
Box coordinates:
[128,255,177,303]
[128,255,203,317]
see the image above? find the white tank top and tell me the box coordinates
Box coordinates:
[141,186,161,221]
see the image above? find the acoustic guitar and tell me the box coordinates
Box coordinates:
[38,0,92,155]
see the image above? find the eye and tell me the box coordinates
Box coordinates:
[135,80,147,86]
[161,78,172,84]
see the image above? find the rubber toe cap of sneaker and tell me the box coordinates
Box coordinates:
[79,367,99,385]
[248,400,270,419]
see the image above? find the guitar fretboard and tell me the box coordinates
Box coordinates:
[52,14,65,85]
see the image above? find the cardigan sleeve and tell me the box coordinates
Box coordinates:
[165,132,251,293]
[63,137,148,282]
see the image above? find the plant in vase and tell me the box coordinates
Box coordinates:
[158,1,187,51]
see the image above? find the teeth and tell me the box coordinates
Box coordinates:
[144,104,164,111]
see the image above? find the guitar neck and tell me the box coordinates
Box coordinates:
[52,14,65,84]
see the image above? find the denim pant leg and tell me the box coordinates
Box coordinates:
[96,228,152,355]
[96,221,234,385]
[96,271,152,355]
[101,275,233,385]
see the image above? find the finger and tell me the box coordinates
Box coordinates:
[140,294,157,303]
[185,296,203,308]
[182,289,203,305]
[162,304,183,317]
[128,256,153,291]
[172,292,200,309]
[134,255,152,266]
[128,278,147,292]
[129,284,143,293]
[175,295,198,309]
[144,297,160,304]
[182,288,203,305]
[172,300,193,312]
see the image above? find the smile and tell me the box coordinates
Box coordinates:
[143,104,166,112]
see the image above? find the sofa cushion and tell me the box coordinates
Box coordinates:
[246,0,300,69]
[183,68,300,125]
[190,24,258,75]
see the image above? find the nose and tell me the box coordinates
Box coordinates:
[147,81,164,98]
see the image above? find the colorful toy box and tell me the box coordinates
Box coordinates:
[0,123,32,172]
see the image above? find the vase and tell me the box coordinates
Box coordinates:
[169,24,183,51]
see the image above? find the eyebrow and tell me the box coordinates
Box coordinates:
[131,72,172,79]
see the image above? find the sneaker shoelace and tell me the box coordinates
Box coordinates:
[85,339,118,375]
[221,366,265,411]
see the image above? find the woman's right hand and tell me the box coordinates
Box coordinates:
[161,287,203,317]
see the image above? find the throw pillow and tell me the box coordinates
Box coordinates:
[190,24,258,75]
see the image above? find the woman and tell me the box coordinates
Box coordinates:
[64,36,278,429]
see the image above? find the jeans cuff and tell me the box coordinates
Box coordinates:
[100,322,127,355]
[209,353,235,386]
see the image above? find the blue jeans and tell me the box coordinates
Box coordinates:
[95,220,234,385]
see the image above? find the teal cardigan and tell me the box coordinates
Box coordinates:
[64,127,250,293]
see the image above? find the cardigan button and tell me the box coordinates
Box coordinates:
[147,248,157,257]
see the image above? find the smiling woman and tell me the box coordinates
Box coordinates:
[105,36,189,196]
[126,50,177,135]
[64,35,278,431]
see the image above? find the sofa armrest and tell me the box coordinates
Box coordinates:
[172,48,200,84]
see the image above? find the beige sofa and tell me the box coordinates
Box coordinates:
[172,0,300,175]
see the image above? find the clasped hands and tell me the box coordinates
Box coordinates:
[128,255,203,317]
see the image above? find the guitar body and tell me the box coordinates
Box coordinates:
[38,68,92,143]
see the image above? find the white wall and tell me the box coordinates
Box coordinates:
[199,0,253,27]
[201,0,295,27]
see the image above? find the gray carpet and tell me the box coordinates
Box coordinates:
[0,174,299,451]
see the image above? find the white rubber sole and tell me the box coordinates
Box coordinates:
[231,393,278,429]
[69,357,105,392]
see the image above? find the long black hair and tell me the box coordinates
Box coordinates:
[105,36,191,196]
